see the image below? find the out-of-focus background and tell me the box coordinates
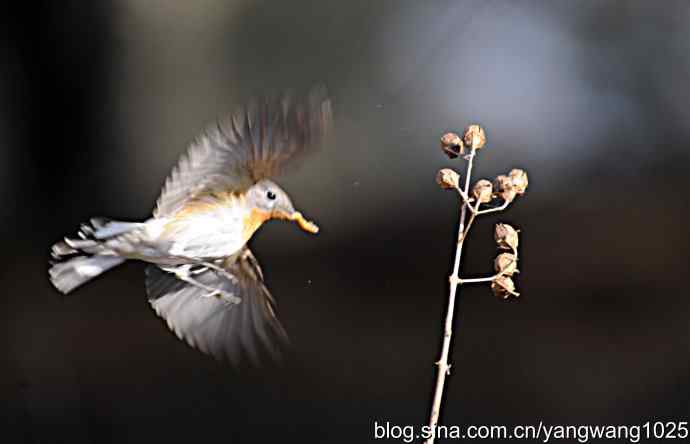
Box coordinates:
[2,1,689,442]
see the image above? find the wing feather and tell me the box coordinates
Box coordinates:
[154,86,332,217]
[145,248,288,365]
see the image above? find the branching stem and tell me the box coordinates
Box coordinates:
[459,276,495,284]
[458,249,518,284]
[424,149,477,444]
[477,200,510,215]
[454,189,477,214]
[426,127,526,442]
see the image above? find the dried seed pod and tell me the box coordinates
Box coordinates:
[463,124,486,150]
[436,168,461,190]
[509,169,529,195]
[494,223,519,250]
[472,179,493,203]
[500,188,517,203]
[494,252,518,276]
[494,174,512,192]
[440,132,464,158]
[494,174,516,203]
[492,275,518,299]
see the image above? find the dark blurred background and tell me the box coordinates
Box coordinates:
[2,1,689,443]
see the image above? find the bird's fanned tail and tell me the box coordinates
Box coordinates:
[49,218,139,294]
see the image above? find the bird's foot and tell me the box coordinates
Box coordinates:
[197,261,239,284]
[169,265,241,305]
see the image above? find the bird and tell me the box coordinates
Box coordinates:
[48,87,333,365]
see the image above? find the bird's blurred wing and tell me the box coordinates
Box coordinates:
[154,86,332,217]
[145,247,288,365]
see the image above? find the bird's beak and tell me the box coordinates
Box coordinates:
[272,209,319,234]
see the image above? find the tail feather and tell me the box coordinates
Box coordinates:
[49,218,140,294]
[89,218,142,239]
[49,255,125,294]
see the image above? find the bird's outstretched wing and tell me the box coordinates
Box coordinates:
[153,86,333,217]
[145,247,289,365]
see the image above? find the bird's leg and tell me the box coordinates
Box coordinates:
[196,261,239,284]
[166,265,241,305]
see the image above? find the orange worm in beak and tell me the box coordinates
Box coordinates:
[289,211,319,234]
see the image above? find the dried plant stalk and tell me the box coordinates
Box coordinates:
[425,148,476,443]
[425,126,527,444]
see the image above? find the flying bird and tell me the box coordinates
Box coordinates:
[49,87,332,365]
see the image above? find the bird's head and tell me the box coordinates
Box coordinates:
[247,179,319,234]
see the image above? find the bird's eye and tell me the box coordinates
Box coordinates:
[266,190,276,200]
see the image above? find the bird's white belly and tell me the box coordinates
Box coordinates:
[147,209,247,260]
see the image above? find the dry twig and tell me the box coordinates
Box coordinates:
[425,125,528,443]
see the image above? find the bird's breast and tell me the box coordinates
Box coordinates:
[242,208,271,241]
